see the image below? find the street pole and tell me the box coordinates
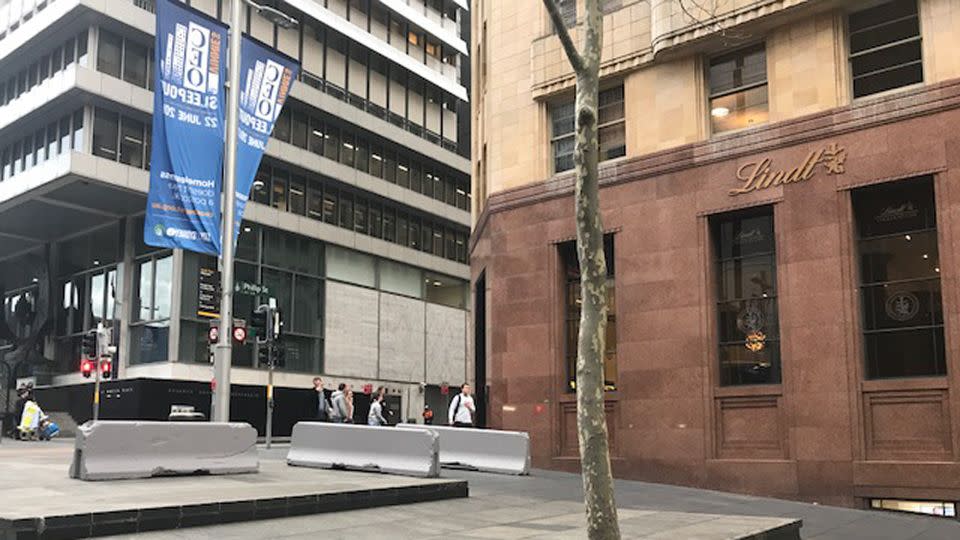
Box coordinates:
[212,0,243,423]
[265,347,274,449]
[92,325,103,422]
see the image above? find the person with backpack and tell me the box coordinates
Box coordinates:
[330,383,351,423]
[447,383,475,427]
[310,377,331,422]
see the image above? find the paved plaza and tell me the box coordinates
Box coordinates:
[0,441,958,539]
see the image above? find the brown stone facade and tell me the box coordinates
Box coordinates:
[470,79,960,508]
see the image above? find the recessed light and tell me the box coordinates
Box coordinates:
[243,226,251,233]
[93,260,100,266]
[711,106,730,118]
[433,281,442,287]
[935,267,941,273]
[923,254,929,259]
[905,234,912,241]
[31,278,38,283]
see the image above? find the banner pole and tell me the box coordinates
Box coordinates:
[213,0,243,424]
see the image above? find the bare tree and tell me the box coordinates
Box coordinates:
[541,1,619,538]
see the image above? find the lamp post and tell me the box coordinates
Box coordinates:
[212,0,297,423]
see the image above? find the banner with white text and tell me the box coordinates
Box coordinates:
[232,35,299,247]
[144,0,226,255]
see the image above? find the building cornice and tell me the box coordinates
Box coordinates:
[470,79,960,254]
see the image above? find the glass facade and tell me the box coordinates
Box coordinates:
[853,177,945,379]
[713,207,781,386]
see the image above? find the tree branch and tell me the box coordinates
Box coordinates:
[542,0,584,73]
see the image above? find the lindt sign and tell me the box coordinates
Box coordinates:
[729,142,847,196]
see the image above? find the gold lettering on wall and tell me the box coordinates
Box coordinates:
[729,143,847,196]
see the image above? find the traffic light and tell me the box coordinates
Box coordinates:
[274,342,285,368]
[81,331,97,359]
[257,342,271,366]
[256,342,285,368]
[80,358,94,378]
[101,359,113,379]
[251,305,272,342]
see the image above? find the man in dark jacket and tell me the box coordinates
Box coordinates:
[309,377,331,421]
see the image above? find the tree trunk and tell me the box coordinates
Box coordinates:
[542,1,620,538]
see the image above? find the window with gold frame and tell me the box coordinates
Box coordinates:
[561,236,616,391]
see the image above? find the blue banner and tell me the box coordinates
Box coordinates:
[144,0,226,255]
[232,35,299,246]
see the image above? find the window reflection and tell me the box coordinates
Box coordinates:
[854,176,945,379]
[713,207,781,386]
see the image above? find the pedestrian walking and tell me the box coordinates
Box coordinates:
[330,383,351,423]
[368,393,388,426]
[447,383,475,427]
[345,385,355,423]
[310,377,331,422]
[422,405,434,425]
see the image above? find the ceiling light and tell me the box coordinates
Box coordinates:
[433,280,442,287]
[243,226,252,233]
[93,260,100,266]
[923,254,929,259]
[711,106,730,118]
[935,267,941,273]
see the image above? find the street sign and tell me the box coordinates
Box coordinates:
[232,326,247,343]
[198,267,220,318]
[235,280,270,296]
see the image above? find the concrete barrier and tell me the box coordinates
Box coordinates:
[287,422,440,478]
[70,421,259,481]
[398,424,531,475]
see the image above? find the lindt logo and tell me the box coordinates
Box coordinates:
[875,202,919,223]
[734,228,764,244]
[162,21,221,94]
[729,143,847,196]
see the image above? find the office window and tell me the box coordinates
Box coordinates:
[271,168,288,210]
[849,0,922,98]
[599,86,626,160]
[77,30,89,66]
[39,54,50,81]
[97,30,123,79]
[324,124,340,161]
[0,148,9,181]
[292,113,308,149]
[307,180,324,220]
[339,193,354,229]
[708,44,768,133]
[713,207,781,386]
[369,146,383,178]
[289,175,306,216]
[72,110,84,152]
[124,40,149,88]
[354,198,367,233]
[323,187,338,224]
[854,177,944,379]
[561,236,616,391]
[355,138,369,174]
[340,132,356,167]
[93,109,119,159]
[274,108,291,143]
[34,129,46,166]
[551,86,625,173]
[309,117,324,154]
[119,117,145,168]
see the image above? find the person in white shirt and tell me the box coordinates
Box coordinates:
[447,384,475,427]
[368,394,388,426]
